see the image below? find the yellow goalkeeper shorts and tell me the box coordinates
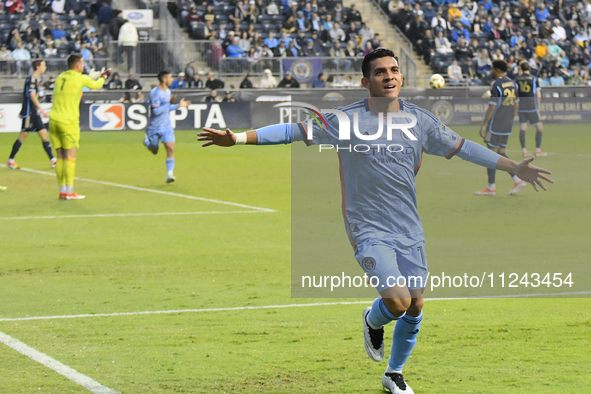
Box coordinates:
[49,120,80,150]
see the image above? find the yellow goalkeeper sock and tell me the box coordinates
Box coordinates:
[55,158,65,188]
[65,158,76,191]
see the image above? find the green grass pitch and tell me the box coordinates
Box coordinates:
[0,125,590,393]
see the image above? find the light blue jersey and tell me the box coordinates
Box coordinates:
[295,98,465,249]
[146,87,179,146]
[256,97,499,290]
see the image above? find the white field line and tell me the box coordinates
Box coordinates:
[0,211,268,220]
[1,291,590,323]
[20,167,276,213]
[0,331,119,394]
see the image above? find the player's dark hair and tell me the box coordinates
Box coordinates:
[362,48,399,79]
[32,59,44,71]
[157,70,171,83]
[67,53,82,69]
[492,60,508,73]
[520,61,530,71]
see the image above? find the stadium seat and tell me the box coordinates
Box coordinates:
[216,15,229,24]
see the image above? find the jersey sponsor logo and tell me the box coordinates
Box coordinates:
[90,104,124,130]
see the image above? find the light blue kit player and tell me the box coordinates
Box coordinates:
[144,70,191,183]
[198,49,553,393]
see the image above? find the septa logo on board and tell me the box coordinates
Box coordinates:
[90,104,124,130]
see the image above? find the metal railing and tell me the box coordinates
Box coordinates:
[108,38,368,80]
[217,56,365,78]
[107,40,219,76]
[0,57,114,78]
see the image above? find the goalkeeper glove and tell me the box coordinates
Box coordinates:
[101,68,112,80]
[88,69,102,80]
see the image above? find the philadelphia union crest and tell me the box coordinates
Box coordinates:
[290,60,314,83]
[431,100,453,123]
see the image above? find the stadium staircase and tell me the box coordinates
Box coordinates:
[112,0,202,84]
[343,0,431,87]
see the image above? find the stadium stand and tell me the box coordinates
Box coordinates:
[2,0,589,89]
[160,0,376,87]
[0,4,116,79]
[382,0,591,86]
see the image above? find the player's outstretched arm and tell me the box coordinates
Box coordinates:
[497,156,554,191]
[455,140,553,191]
[198,123,298,147]
[85,68,112,90]
[198,128,257,147]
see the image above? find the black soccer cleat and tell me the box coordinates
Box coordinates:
[363,307,385,362]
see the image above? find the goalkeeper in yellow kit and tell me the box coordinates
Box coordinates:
[49,54,111,200]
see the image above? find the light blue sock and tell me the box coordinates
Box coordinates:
[166,158,175,175]
[144,137,150,148]
[367,297,405,329]
[389,312,423,371]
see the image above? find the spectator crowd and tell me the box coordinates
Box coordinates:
[172,0,385,81]
[385,0,591,85]
[0,0,138,78]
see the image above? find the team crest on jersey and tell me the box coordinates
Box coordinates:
[90,104,124,130]
[400,128,417,141]
[362,257,376,272]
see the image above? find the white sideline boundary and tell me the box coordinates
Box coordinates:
[1,292,590,322]
[0,211,268,220]
[0,331,119,394]
[20,168,276,213]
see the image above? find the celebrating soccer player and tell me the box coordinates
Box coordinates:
[515,61,546,158]
[6,59,56,170]
[49,54,111,200]
[198,49,553,394]
[144,70,191,184]
[475,60,527,196]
